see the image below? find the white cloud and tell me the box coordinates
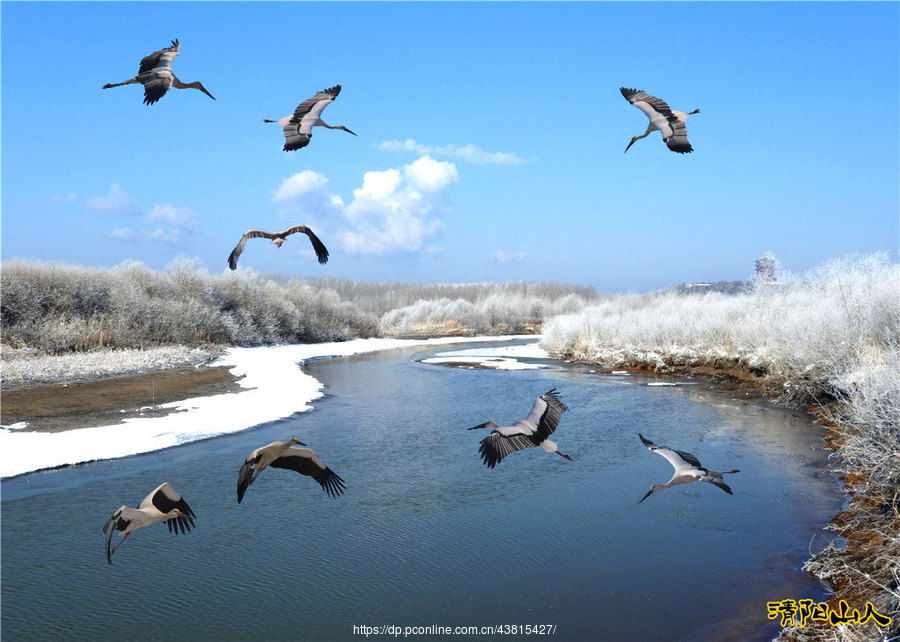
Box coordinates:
[51,193,78,203]
[378,138,525,166]
[148,204,198,231]
[354,168,402,200]
[144,205,199,245]
[493,250,528,265]
[404,155,459,192]
[272,171,331,202]
[274,155,459,255]
[86,184,140,215]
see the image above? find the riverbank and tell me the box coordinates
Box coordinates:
[0,336,534,478]
[1,365,241,432]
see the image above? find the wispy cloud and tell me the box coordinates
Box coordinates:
[88,188,201,247]
[493,250,528,265]
[378,138,525,166]
[145,205,199,245]
[85,183,140,216]
[273,155,459,255]
[51,193,78,203]
[110,228,135,241]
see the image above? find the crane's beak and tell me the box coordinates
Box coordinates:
[342,126,357,136]
[639,488,654,503]
[624,137,637,153]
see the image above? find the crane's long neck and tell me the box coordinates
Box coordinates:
[624,125,653,153]
[315,120,357,135]
[172,76,216,100]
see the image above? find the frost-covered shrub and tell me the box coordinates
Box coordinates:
[542,253,899,393]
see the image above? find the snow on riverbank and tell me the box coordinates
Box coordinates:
[0,336,535,478]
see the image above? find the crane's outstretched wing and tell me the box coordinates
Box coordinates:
[142,76,174,105]
[662,120,693,154]
[228,229,279,270]
[282,128,312,152]
[102,508,132,565]
[139,39,180,74]
[140,482,196,535]
[478,426,539,468]
[290,85,341,129]
[237,451,264,503]
[639,433,703,470]
[270,447,346,497]
[280,225,330,265]
[703,476,734,495]
[534,388,567,441]
[620,87,693,154]
[621,87,675,120]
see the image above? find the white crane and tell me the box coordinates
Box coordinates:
[103,39,215,105]
[237,438,346,503]
[227,224,329,270]
[638,434,739,502]
[620,87,699,154]
[265,85,356,151]
[469,388,572,468]
[102,482,197,565]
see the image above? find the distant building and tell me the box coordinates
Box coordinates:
[755,254,778,282]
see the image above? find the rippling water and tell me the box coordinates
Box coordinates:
[1,341,841,641]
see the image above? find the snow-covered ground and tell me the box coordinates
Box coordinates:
[0,336,534,478]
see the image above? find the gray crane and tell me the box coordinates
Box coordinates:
[638,434,739,502]
[265,85,356,151]
[103,39,215,105]
[102,482,197,565]
[237,438,346,502]
[620,87,698,154]
[469,388,572,468]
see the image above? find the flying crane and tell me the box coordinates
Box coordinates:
[620,87,698,154]
[103,39,215,105]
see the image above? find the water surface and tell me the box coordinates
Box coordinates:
[1,340,841,640]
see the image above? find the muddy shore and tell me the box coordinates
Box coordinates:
[2,365,243,432]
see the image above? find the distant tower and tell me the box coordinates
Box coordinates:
[754,253,778,282]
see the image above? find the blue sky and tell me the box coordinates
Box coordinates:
[2,1,897,291]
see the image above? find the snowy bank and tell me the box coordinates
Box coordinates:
[0,336,532,478]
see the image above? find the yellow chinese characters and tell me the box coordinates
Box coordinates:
[767,599,891,628]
